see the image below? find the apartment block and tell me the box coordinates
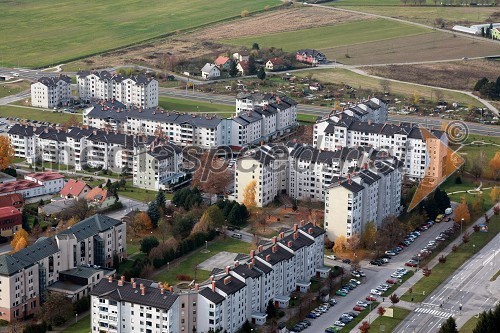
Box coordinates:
[313,114,447,180]
[323,158,403,241]
[0,214,126,322]
[77,70,158,108]
[30,75,71,109]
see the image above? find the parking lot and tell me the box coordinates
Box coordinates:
[301,218,454,333]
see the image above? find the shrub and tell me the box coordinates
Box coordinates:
[462,232,470,243]
[438,255,447,263]
[493,205,500,215]
[452,244,458,252]
[176,274,192,281]
[241,9,249,17]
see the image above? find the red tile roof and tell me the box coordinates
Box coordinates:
[0,206,22,219]
[0,194,24,209]
[85,187,108,205]
[238,60,249,70]
[60,179,89,197]
[0,180,42,195]
[26,172,64,182]
[268,57,284,65]
[215,56,230,66]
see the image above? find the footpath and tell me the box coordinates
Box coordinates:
[351,206,497,332]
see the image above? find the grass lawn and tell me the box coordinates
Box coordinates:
[297,113,319,124]
[158,97,234,115]
[401,215,500,303]
[60,314,90,333]
[458,141,500,174]
[369,307,411,333]
[223,18,430,51]
[460,316,479,333]
[490,270,500,282]
[127,242,141,256]
[295,69,484,108]
[0,81,30,98]
[117,181,158,203]
[154,237,254,284]
[0,105,80,123]
[0,0,279,68]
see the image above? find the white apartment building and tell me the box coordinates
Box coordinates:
[0,214,126,322]
[24,172,65,195]
[313,114,447,180]
[77,70,158,108]
[323,158,403,241]
[7,125,37,161]
[90,278,179,333]
[341,97,388,124]
[234,145,288,207]
[30,75,71,108]
[133,142,184,191]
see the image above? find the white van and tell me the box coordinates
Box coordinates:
[232,233,242,239]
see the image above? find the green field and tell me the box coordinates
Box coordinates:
[369,307,411,333]
[61,315,90,333]
[460,316,478,333]
[401,215,500,303]
[223,18,431,51]
[158,97,234,116]
[333,0,401,4]
[154,237,254,284]
[0,0,280,68]
[0,105,79,123]
[297,113,319,123]
[0,81,30,98]
[117,181,159,203]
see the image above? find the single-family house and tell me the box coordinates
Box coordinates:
[296,49,327,66]
[233,52,250,62]
[85,187,113,207]
[237,60,249,76]
[201,63,221,80]
[215,56,232,71]
[60,179,92,199]
[265,58,286,71]
[492,28,500,40]
[0,206,22,237]
[0,193,24,210]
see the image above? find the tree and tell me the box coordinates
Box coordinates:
[454,199,471,224]
[191,153,232,198]
[266,300,277,319]
[66,216,79,227]
[140,236,160,255]
[21,210,31,232]
[380,79,391,94]
[359,321,371,333]
[252,42,260,50]
[241,9,249,17]
[360,221,377,249]
[470,161,483,180]
[38,292,73,326]
[438,316,458,333]
[390,293,400,305]
[292,200,298,211]
[228,60,238,77]
[488,152,500,180]
[156,191,167,215]
[242,180,257,208]
[193,206,224,233]
[59,199,95,221]
[172,214,196,239]
[257,67,266,81]
[248,54,257,75]
[130,212,153,235]
[147,201,161,228]
[333,235,347,255]
[474,77,489,91]
[490,186,500,203]
[11,228,29,251]
[157,217,172,242]
[378,306,386,316]
[472,194,485,216]
[0,136,14,170]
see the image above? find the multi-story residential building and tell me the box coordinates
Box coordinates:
[8,124,37,162]
[295,49,327,65]
[323,158,403,241]
[0,206,22,237]
[30,75,71,108]
[76,70,158,108]
[313,114,447,180]
[234,145,288,207]
[0,214,126,322]
[133,142,184,191]
[90,277,179,333]
[24,172,65,195]
[339,97,388,124]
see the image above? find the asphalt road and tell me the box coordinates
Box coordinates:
[301,220,452,333]
[396,232,500,333]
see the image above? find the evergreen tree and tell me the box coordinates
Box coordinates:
[222,200,235,219]
[147,201,161,228]
[257,67,266,81]
[266,300,277,319]
[228,60,238,77]
[438,317,458,333]
[106,179,112,189]
[252,42,260,50]
[248,55,257,75]
[474,77,489,92]
[21,210,31,232]
[156,191,167,213]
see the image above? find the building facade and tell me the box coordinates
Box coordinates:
[30,75,71,109]
[0,206,22,237]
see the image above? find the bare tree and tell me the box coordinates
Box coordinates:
[380,79,391,95]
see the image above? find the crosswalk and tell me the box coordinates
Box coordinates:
[414,307,454,319]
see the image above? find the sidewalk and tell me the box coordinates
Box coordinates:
[351,206,497,332]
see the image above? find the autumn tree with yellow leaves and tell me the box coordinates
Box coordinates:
[489,152,500,180]
[491,186,500,203]
[454,198,471,224]
[242,180,257,208]
[11,228,29,252]
[0,136,14,170]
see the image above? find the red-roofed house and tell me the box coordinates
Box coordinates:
[237,60,249,76]
[25,172,65,195]
[265,58,286,71]
[215,56,232,70]
[85,187,112,207]
[0,206,22,237]
[0,180,43,198]
[60,179,92,199]
[0,194,24,210]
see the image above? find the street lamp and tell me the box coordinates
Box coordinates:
[75,313,78,323]
[461,218,464,235]
[205,240,208,251]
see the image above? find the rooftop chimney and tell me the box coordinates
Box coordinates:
[279,232,284,239]
[287,241,293,247]
[293,232,298,240]
[308,228,313,235]
[250,250,255,258]
[224,276,232,285]
[195,283,200,291]
[225,266,230,275]
[211,281,216,292]
[108,276,113,283]
[160,288,165,294]
[272,236,277,244]
[234,260,239,267]
[258,245,263,252]
[266,254,271,262]
[169,286,173,292]
[141,286,145,296]
[293,223,298,232]
[272,245,277,253]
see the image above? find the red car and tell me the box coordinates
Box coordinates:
[366,296,377,302]
[386,279,397,284]
[353,306,365,311]
[405,261,418,268]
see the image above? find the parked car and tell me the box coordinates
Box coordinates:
[370,289,382,296]
[326,255,336,260]
[329,298,337,306]
[350,279,361,285]
[385,251,396,256]
[342,258,351,264]
[336,290,347,297]
[334,321,346,327]
[405,260,418,267]
[358,270,366,277]
[306,312,318,319]
[356,301,369,307]
[386,279,397,284]
[351,271,361,278]
[370,260,382,266]
[366,296,377,301]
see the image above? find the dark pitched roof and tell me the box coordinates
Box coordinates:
[58,214,122,241]
[37,75,71,87]
[199,287,225,304]
[7,124,35,137]
[90,279,178,310]
[340,179,365,193]
[147,143,182,160]
[232,263,262,279]
[77,70,155,85]
[278,232,314,251]
[215,275,246,295]
[256,245,294,266]
[299,222,325,238]
[253,259,272,274]
[358,170,381,185]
